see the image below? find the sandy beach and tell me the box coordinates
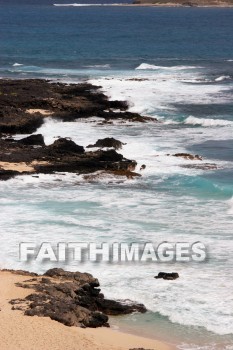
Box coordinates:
[0,270,173,350]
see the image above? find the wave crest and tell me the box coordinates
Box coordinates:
[135,63,199,70]
[184,116,233,127]
[215,75,231,82]
[12,63,23,67]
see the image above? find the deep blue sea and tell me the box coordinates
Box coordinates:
[0,1,233,349]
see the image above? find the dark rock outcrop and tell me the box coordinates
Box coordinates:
[0,79,151,181]
[87,137,126,150]
[18,134,45,146]
[171,153,203,160]
[0,137,137,180]
[10,268,147,328]
[154,272,179,280]
[0,169,20,181]
[0,79,152,135]
[48,138,85,154]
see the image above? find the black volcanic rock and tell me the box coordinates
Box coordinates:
[10,268,147,328]
[95,149,124,162]
[0,79,147,181]
[0,79,152,134]
[0,136,136,180]
[96,298,147,315]
[18,134,45,146]
[87,137,126,150]
[0,169,21,181]
[172,153,202,161]
[155,272,179,280]
[49,138,85,154]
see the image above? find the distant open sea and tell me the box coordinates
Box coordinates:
[0,1,233,349]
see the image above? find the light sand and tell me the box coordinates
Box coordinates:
[0,270,174,350]
[0,160,49,173]
[26,109,54,116]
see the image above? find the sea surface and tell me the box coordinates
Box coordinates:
[0,1,233,349]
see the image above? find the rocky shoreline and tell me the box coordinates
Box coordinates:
[5,268,146,328]
[0,79,154,181]
[0,270,172,350]
[0,79,217,181]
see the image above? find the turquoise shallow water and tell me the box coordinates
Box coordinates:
[0,2,233,349]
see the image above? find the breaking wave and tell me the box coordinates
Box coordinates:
[184,116,233,127]
[215,75,231,82]
[135,63,199,70]
[12,63,23,67]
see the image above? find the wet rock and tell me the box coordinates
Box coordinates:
[154,272,179,280]
[87,137,126,150]
[140,164,146,170]
[0,136,136,180]
[49,138,85,154]
[172,153,202,161]
[0,169,20,181]
[18,134,45,146]
[95,149,123,162]
[97,298,147,315]
[97,110,155,123]
[0,113,44,134]
[181,163,218,170]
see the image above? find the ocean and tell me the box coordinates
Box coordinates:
[0,1,233,349]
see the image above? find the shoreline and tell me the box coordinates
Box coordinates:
[0,269,174,350]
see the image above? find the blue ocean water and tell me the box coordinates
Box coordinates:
[0,2,233,349]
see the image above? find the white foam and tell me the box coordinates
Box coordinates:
[12,63,23,67]
[184,116,233,127]
[227,197,233,215]
[215,75,231,82]
[135,63,200,71]
[89,73,231,116]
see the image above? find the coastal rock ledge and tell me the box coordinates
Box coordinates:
[8,268,147,328]
[0,79,155,180]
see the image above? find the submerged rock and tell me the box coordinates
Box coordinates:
[154,272,179,280]
[172,153,203,161]
[181,163,218,170]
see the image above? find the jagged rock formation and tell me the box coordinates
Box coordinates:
[9,268,147,328]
